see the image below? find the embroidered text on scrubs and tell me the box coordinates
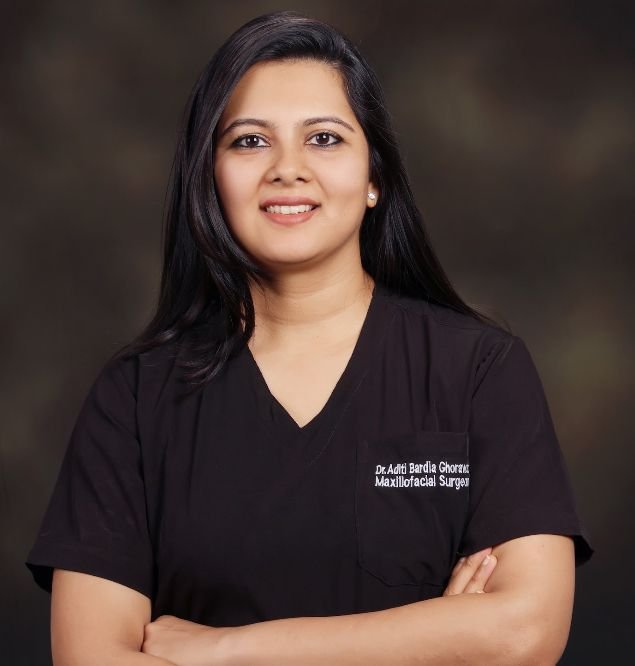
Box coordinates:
[374,459,470,490]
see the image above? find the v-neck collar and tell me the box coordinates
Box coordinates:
[241,281,394,445]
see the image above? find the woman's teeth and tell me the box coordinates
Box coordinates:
[265,204,315,214]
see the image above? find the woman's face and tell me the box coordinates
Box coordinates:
[214,59,378,273]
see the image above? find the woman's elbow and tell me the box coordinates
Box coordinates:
[506,597,573,665]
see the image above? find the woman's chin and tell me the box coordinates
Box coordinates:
[251,247,327,270]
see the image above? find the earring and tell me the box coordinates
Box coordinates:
[367,192,377,201]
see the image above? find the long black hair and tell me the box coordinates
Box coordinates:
[113,10,508,391]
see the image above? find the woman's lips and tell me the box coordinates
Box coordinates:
[261,205,320,225]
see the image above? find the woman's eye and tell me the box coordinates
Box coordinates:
[308,131,342,147]
[230,131,341,149]
[232,135,268,149]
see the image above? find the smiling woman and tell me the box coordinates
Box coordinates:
[213,59,377,273]
[25,10,593,666]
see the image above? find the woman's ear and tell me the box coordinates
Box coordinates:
[367,183,379,207]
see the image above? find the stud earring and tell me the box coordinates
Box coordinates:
[367,192,376,200]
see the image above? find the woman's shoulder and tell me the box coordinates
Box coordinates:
[376,285,523,390]
[92,335,186,404]
[378,284,513,344]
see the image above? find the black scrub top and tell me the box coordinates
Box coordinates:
[25,282,594,626]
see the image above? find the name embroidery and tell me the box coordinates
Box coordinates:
[374,460,469,490]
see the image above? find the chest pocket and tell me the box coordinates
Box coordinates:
[355,430,470,587]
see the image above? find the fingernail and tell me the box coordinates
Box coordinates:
[481,555,491,567]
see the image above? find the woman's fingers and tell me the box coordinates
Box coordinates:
[444,547,491,595]
[463,554,497,594]
[443,547,495,596]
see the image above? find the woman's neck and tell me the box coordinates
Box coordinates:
[247,268,375,350]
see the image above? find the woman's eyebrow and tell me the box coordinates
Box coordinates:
[217,116,356,140]
[304,116,355,132]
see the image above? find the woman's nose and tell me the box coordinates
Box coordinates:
[266,142,312,183]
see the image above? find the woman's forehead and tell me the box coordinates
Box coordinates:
[219,60,353,127]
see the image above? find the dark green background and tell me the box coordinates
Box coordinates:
[3,1,633,663]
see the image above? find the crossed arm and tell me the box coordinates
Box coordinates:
[51,534,575,665]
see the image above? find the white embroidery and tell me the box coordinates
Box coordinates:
[374,460,469,490]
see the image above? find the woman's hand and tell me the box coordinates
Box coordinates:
[142,614,234,666]
[443,547,498,596]
[141,553,497,664]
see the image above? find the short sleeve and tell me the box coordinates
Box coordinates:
[25,355,155,598]
[459,335,594,567]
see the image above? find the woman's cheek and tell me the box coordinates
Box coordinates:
[215,161,245,206]
[322,153,369,191]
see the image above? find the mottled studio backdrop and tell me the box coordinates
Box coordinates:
[2,0,633,663]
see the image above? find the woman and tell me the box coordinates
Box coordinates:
[26,11,593,665]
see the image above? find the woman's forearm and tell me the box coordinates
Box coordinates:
[54,650,176,666]
[223,592,538,666]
